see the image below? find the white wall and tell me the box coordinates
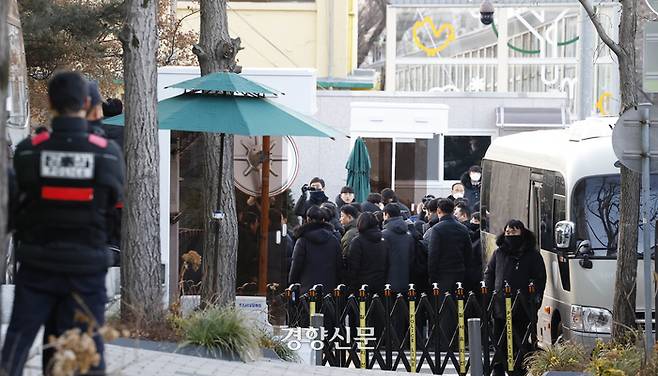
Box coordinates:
[311,91,569,200]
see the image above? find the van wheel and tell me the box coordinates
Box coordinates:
[551,312,564,344]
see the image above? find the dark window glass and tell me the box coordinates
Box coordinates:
[444,136,492,180]
[486,161,530,235]
[364,138,392,195]
[395,135,440,181]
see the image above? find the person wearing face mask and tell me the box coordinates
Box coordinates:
[484,220,546,376]
[447,182,465,202]
[293,177,332,223]
[460,165,482,212]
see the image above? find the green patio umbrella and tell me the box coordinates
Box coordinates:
[345,137,371,203]
[106,71,345,295]
[104,93,343,139]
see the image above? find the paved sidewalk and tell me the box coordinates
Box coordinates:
[23,344,397,376]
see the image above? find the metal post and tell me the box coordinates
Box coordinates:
[311,313,324,366]
[408,284,417,373]
[468,318,484,376]
[257,136,271,295]
[359,285,368,369]
[504,281,514,372]
[457,283,467,375]
[642,114,654,356]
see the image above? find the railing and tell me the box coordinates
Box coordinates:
[277,281,540,375]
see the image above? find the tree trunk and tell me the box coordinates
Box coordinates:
[119,0,163,322]
[194,0,241,308]
[0,0,10,330]
[611,1,641,339]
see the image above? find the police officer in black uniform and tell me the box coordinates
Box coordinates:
[1,71,124,376]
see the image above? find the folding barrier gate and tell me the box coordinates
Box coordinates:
[272,281,540,375]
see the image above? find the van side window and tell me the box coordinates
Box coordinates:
[539,172,555,251]
[486,160,530,234]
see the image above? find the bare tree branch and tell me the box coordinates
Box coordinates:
[577,0,623,56]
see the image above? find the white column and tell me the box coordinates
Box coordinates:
[385,6,397,91]
[496,8,509,93]
[577,6,595,120]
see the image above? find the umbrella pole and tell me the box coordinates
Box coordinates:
[258,136,271,295]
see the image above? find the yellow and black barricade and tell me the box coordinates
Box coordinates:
[456,282,467,375]
[359,285,368,369]
[408,284,417,373]
[504,281,514,372]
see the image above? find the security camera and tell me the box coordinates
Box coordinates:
[480,0,494,25]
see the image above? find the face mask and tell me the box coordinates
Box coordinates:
[453,192,464,199]
[309,190,327,203]
[504,235,523,250]
[470,172,481,182]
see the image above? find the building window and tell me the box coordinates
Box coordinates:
[443,135,491,181]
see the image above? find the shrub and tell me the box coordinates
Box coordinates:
[524,342,588,375]
[180,306,260,361]
[259,330,300,363]
[586,340,642,376]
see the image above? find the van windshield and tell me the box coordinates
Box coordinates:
[572,174,658,257]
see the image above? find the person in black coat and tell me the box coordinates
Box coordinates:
[484,219,546,376]
[321,202,344,236]
[361,192,383,213]
[289,206,343,293]
[382,204,414,293]
[293,177,331,222]
[346,212,390,294]
[335,186,355,209]
[460,166,482,212]
[427,199,472,293]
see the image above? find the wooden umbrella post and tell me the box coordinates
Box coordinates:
[258,136,271,295]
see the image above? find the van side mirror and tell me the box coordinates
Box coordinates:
[555,221,575,251]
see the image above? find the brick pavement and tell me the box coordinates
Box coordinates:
[23,344,399,376]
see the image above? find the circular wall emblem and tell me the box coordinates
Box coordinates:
[234,136,300,197]
[647,0,658,15]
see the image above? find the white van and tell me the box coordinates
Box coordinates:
[480,117,657,348]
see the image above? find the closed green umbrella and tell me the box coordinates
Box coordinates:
[346,137,371,203]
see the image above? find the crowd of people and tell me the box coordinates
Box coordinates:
[281,168,545,300]
[281,172,546,376]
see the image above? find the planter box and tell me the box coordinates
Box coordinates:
[110,337,282,362]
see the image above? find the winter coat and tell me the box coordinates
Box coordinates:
[346,228,390,294]
[340,220,359,257]
[361,201,381,213]
[460,172,481,212]
[484,233,547,319]
[328,217,345,237]
[422,215,440,241]
[294,191,330,219]
[382,217,414,292]
[427,216,472,282]
[462,221,483,292]
[289,222,344,293]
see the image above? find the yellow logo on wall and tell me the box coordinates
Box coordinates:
[596,91,613,116]
[412,17,456,57]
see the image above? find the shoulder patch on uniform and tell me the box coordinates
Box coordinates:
[31,132,50,146]
[88,134,108,148]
